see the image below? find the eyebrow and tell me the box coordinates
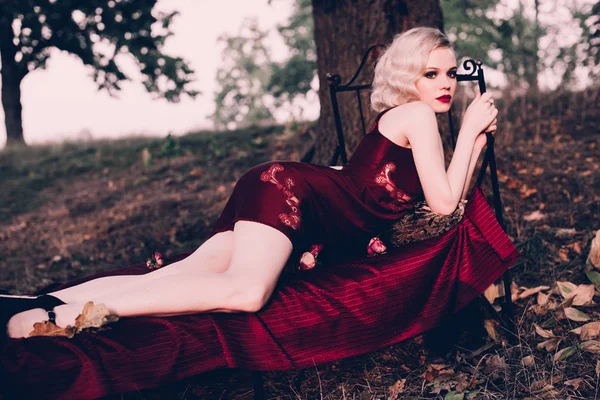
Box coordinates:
[424,66,458,70]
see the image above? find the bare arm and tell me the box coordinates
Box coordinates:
[381,102,477,215]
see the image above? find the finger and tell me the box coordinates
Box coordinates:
[474,86,481,99]
[481,92,493,102]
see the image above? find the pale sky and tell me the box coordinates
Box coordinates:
[0,0,297,148]
[0,0,594,148]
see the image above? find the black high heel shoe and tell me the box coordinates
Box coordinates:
[1,294,65,341]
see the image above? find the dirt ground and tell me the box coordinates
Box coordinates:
[0,91,599,399]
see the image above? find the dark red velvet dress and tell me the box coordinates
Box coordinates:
[0,113,519,399]
[211,113,424,264]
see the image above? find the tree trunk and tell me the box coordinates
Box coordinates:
[310,0,443,165]
[0,21,26,148]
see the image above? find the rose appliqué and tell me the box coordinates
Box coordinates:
[260,164,302,230]
[367,237,387,257]
[374,162,412,211]
[299,244,324,271]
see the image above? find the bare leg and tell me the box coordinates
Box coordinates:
[50,231,234,304]
[8,222,293,338]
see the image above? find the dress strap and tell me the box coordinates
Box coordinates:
[367,106,397,133]
[377,107,396,120]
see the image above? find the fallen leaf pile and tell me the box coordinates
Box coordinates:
[29,301,118,338]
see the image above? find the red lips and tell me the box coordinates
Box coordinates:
[436,95,451,103]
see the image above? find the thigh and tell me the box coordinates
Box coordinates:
[156,231,234,276]
[225,221,293,298]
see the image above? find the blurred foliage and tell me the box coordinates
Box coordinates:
[593,1,600,65]
[211,0,315,129]
[268,0,315,104]
[0,0,198,100]
[0,0,198,145]
[210,19,276,130]
[442,0,599,91]
[213,0,598,128]
[159,133,181,158]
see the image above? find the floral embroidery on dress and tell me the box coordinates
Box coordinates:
[374,162,412,210]
[299,244,324,271]
[260,164,301,230]
[367,237,387,257]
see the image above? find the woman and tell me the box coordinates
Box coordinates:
[3,27,497,339]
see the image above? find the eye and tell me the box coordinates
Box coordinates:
[448,70,457,79]
[424,71,436,79]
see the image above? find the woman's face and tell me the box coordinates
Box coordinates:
[414,47,457,113]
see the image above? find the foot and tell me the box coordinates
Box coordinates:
[7,304,82,339]
[0,294,66,338]
[6,308,47,338]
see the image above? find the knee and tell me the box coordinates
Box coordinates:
[229,281,273,313]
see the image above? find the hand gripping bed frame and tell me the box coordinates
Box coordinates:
[0,48,519,400]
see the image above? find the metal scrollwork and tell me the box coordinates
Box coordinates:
[462,58,481,76]
[337,44,385,89]
[326,73,342,87]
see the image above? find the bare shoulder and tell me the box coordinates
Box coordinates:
[378,102,437,148]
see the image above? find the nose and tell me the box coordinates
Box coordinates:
[440,75,451,89]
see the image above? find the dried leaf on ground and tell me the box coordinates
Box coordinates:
[533,323,556,339]
[570,321,600,340]
[388,379,406,399]
[520,355,535,367]
[483,355,508,380]
[558,248,570,261]
[554,346,577,362]
[532,167,544,176]
[444,391,464,400]
[517,285,550,300]
[555,228,576,238]
[538,291,549,306]
[581,340,600,353]
[484,283,501,304]
[564,378,585,390]
[586,270,600,290]
[523,210,546,221]
[588,230,600,268]
[537,338,561,352]
[422,364,451,382]
[520,186,538,199]
[567,242,582,255]
[564,284,596,306]
[530,380,559,396]
[564,307,591,322]
[483,319,500,342]
[556,281,578,298]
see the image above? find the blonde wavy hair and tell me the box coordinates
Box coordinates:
[370,27,453,113]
